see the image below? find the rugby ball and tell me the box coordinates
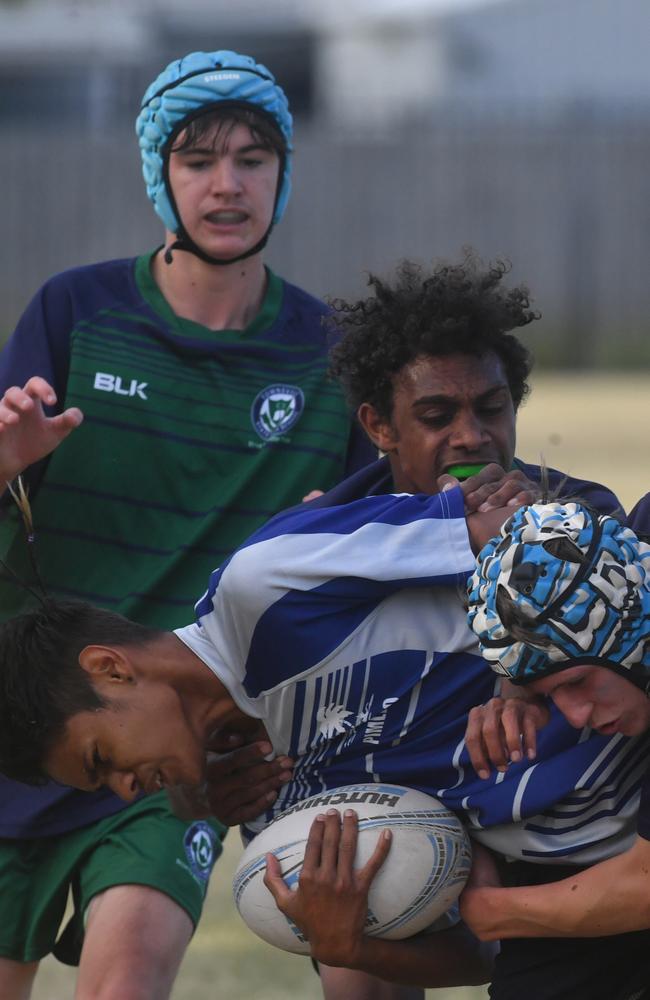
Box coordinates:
[232,783,471,954]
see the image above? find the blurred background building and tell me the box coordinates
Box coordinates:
[2,0,650,367]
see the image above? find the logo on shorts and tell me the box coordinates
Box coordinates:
[251,384,304,440]
[183,822,217,884]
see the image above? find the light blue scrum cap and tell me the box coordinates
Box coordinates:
[467,501,650,692]
[135,49,293,234]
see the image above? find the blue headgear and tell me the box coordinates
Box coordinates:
[467,501,650,692]
[135,50,293,265]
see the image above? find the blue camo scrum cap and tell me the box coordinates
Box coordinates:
[467,501,650,692]
[135,49,293,233]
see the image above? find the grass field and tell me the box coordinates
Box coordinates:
[31,372,648,1000]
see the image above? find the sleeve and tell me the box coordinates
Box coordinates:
[0,277,74,495]
[193,486,474,687]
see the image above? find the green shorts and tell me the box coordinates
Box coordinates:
[0,792,226,966]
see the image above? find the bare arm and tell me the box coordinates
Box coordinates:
[264,810,492,987]
[0,377,82,484]
[461,835,650,940]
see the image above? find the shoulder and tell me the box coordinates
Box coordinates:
[278,278,329,316]
[43,257,136,289]
[515,459,623,517]
[306,457,392,509]
[628,493,650,537]
[24,258,139,323]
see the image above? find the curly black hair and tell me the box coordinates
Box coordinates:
[329,251,538,421]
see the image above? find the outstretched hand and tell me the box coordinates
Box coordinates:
[0,377,83,483]
[263,809,392,968]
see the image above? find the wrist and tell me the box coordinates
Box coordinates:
[310,932,371,971]
[460,886,503,941]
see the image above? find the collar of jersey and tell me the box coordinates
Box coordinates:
[134,252,283,342]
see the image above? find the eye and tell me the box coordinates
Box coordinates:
[478,403,505,418]
[421,412,452,429]
[184,158,211,171]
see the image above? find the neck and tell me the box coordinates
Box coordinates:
[159,634,250,742]
[151,243,268,330]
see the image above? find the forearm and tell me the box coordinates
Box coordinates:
[462,843,650,939]
[316,925,492,988]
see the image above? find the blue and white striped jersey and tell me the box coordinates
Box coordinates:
[176,486,647,865]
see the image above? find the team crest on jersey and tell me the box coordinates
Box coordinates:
[183,821,217,884]
[251,384,304,440]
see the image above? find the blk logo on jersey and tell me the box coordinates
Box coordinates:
[251,384,304,440]
[93,372,148,399]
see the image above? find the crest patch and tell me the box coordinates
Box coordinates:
[251,384,304,440]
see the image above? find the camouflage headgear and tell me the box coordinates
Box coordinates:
[467,501,650,692]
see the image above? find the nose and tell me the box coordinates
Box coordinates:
[210,157,242,196]
[553,692,594,730]
[449,410,490,452]
[106,770,141,802]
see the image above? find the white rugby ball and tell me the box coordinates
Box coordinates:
[232,783,471,954]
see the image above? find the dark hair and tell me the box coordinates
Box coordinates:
[328,251,538,422]
[0,600,161,785]
[170,105,287,159]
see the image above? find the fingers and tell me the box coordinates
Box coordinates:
[50,408,84,435]
[302,812,328,872]
[465,704,497,779]
[0,377,57,415]
[438,465,540,515]
[204,742,294,825]
[302,809,389,885]
[476,471,539,513]
[263,851,293,910]
[465,698,550,779]
[359,820,391,884]
[439,465,505,512]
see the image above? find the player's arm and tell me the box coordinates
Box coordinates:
[264,810,492,987]
[460,835,650,939]
[0,377,82,484]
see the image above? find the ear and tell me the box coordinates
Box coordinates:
[78,646,136,686]
[357,403,398,454]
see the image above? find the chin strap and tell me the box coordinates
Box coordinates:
[163,223,273,267]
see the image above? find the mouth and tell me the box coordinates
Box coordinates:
[594,719,621,736]
[142,769,166,794]
[204,210,248,226]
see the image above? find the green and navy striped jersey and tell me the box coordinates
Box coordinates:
[0,252,371,836]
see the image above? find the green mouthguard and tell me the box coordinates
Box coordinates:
[446,463,486,481]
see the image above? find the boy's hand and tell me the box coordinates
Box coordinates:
[203,741,294,825]
[264,809,391,968]
[465,694,550,779]
[438,463,540,515]
[0,377,83,482]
